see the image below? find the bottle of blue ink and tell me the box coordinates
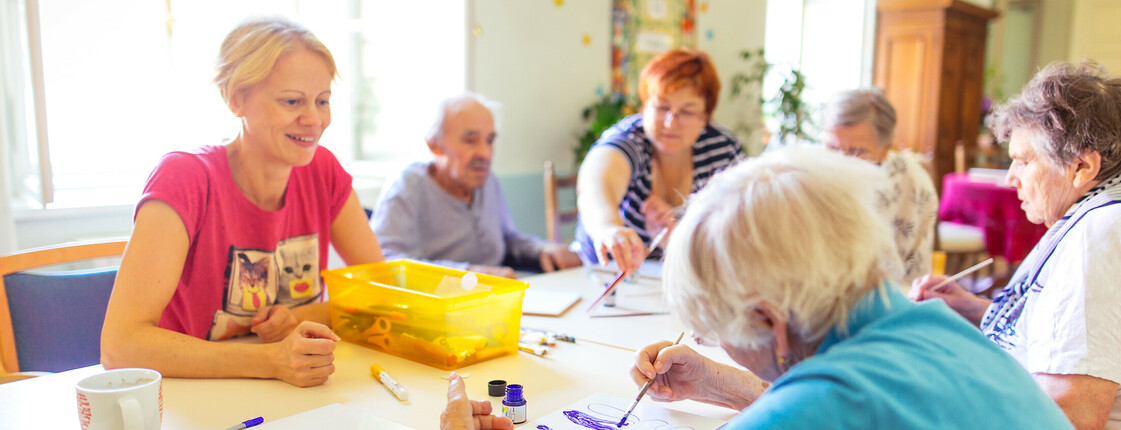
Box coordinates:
[502,384,527,424]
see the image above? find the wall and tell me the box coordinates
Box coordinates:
[986,0,1073,101]
[1069,0,1121,72]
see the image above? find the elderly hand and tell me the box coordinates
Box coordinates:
[441,372,514,430]
[593,226,646,274]
[539,243,582,272]
[467,265,516,279]
[269,321,338,387]
[642,195,677,233]
[631,341,719,403]
[252,304,300,343]
[910,274,991,325]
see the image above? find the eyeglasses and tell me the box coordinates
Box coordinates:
[646,103,705,126]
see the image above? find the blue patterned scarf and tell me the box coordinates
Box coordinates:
[981,173,1121,349]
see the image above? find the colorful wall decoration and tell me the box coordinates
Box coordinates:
[611,0,698,97]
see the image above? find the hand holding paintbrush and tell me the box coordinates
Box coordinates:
[909,258,994,301]
[618,331,686,427]
[586,227,670,312]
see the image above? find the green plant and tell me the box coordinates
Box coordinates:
[573,92,640,166]
[729,49,814,146]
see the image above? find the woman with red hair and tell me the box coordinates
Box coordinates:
[574,48,742,274]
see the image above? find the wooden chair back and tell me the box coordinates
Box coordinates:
[544,161,579,243]
[0,240,126,374]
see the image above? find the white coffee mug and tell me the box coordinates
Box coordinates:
[76,368,163,430]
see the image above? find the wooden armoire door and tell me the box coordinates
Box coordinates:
[874,0,996,190]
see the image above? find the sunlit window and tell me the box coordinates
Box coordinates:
[7,0,464,210]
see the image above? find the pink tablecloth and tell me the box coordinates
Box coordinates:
[938,173,1048,262]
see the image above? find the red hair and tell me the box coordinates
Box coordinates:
[638,48,721,116]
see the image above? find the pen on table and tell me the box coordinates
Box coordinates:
[587,227,671,312]
[371,364,410,401]
[929,258,994,294]
[223,416,263,430]
[520,327,635,352]
[618,331,685,428]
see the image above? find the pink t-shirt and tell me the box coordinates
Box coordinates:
[138,145,352,340]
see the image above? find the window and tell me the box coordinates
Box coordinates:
[3,0,464,210]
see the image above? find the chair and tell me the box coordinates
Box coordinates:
[0,240,126,375]
[543,160,579,243]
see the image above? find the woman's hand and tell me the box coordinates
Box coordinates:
[630,342,718,403]
[441,372,514,430]
[467,265,516,279]
[910,275,992,325]
[642,195,677,233]
[269,321,339,387]
[539,243,583,272]
[252,304,300,343]
[593,226,646,274]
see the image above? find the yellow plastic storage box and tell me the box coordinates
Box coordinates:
[323,260,528,370]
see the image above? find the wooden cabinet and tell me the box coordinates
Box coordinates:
[874,0,997,190]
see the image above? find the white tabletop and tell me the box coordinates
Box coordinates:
[0,267,738,429]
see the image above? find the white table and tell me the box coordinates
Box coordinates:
[0,267,738,429]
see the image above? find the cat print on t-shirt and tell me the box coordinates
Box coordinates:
[208,234,321,341]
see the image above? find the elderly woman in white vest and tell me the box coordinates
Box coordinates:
[913,62,1121,430]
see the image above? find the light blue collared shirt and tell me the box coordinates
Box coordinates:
[370,162,544,269]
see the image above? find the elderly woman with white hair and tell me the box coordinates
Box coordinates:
[913,62,1121,430]
[820,89,937,284]
[630,146,1070,428]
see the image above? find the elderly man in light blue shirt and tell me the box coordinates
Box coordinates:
[370,94,581,278]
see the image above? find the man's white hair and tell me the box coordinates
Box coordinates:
[425,92,501,143]
[663,145,899,350]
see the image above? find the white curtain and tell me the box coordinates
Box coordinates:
[0,0,30,253]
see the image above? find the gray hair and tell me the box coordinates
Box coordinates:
[820,89,897,148]
[988,61,1121,179]
[663,145,897,350]
[425,93,501,143]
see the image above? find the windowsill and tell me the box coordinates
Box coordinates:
[12,203,134,222]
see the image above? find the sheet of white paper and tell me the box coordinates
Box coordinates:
[529,393,726,429]
[586,273,669,317]
[523,289,582,316]
[255,403,414,430]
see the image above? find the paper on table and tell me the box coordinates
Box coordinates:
[255,403,414,430]
[586,271,669,317]
[523,289,582,316]
[529,393,726,429]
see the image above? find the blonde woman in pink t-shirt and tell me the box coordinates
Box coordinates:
[101,17,384,387]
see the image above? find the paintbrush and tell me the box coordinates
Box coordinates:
[586,227,670,312]
[617,331,685,428]
[928,258,994,294]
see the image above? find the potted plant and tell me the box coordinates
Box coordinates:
[573,92,640,166]
[729,49,814,148]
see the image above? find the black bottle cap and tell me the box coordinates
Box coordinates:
[488,380,507,397]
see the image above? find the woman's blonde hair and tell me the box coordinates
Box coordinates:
[663,145,897,350]
[214,17,337,104]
